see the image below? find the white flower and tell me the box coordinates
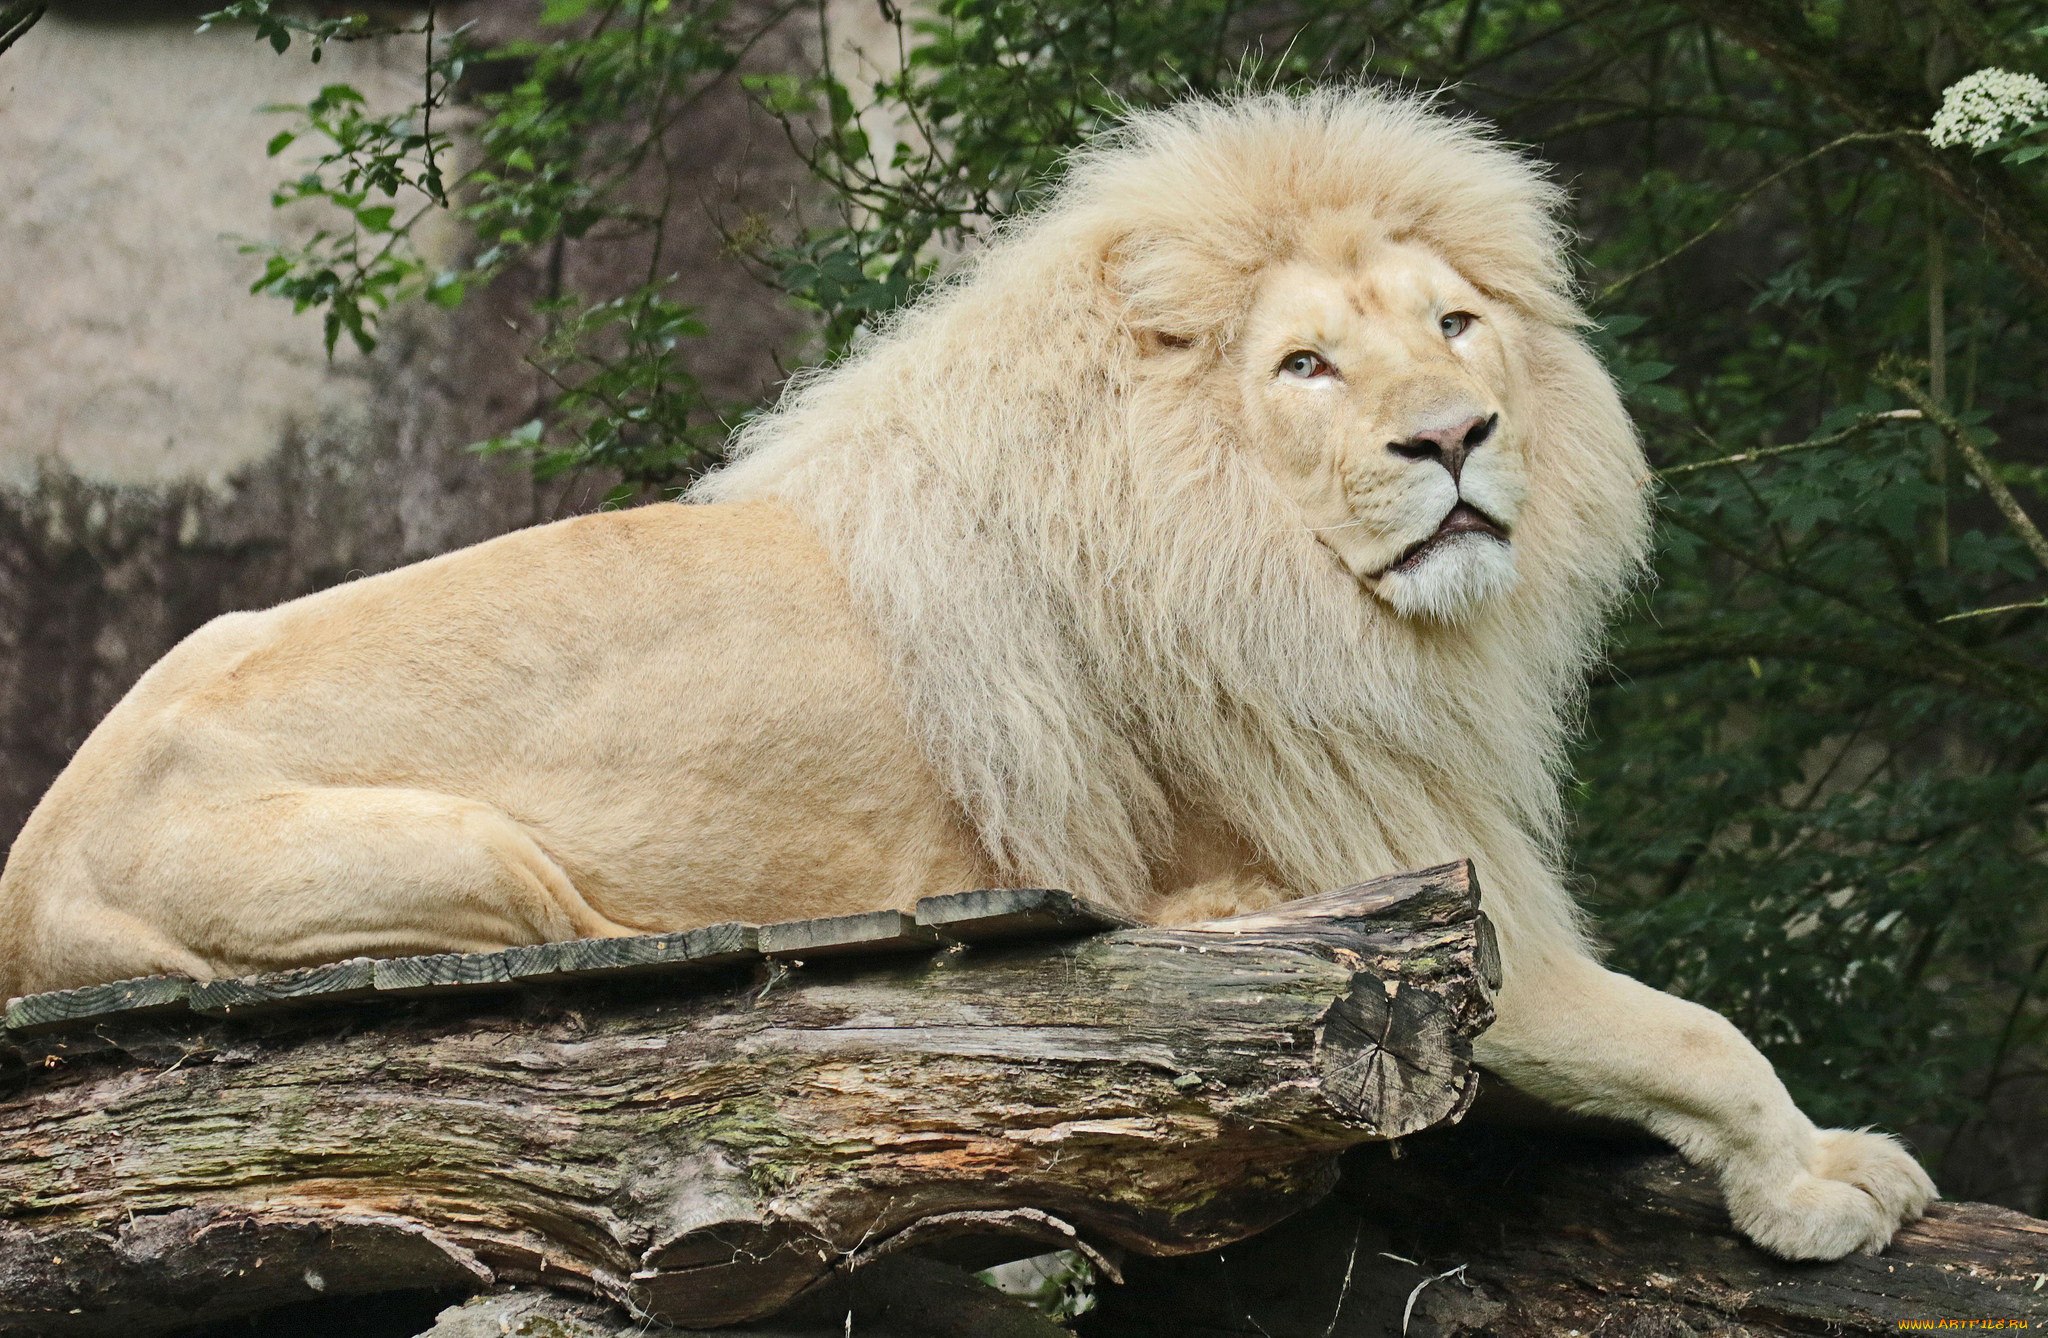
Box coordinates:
[1929,67,2048,152]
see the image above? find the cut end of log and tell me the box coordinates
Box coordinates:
[1316,979,1481,1139]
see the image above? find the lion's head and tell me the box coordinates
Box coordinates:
[1227,228,1529,623]
[695,89,1651,923]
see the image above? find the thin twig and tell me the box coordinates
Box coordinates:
[1938,599,2048,625]
[1599,130,1916,302]
[1656,409,1922,478]
[420,3,440,204]
[0,2,44,59]
[1885,366,2048,576]
[1654,509,2048,714]
[1318,1222,1363,1338]
[1402,1263,1469,1336]
[1927,185,1950,567]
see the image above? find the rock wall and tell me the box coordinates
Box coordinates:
[0,3,822,852]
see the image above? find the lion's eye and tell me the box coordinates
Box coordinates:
[1279,350,1333,379]
[1439,311,1477,339]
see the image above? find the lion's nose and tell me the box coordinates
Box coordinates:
[1388,413,1497,483]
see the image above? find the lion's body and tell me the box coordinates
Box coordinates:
[0,89,1935,1261]
[0,501,990,989]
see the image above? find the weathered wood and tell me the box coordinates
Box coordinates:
[422,1255,1074,1337]
[915,887,1136,942]
[758,907,946,959]
[23,927,764,1027]
[0,863,1493,1337]
[1087,1118,2048,1336]
[187,957,380,1015]
[504,921,759,983]
[3,974,191,1035]
[370,948,523,997]
[6,898,1109,1037]
[15,898,1149,1038]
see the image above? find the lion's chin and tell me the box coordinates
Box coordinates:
[1373,534,1518,623]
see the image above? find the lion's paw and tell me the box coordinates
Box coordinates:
[1729,1129,1937,1261]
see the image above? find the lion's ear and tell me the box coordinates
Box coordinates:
[1099,226,1249,362]
[1101,236,1206,358]
[1135,329,1197,356]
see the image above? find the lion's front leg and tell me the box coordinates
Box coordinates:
[1475,953,1936,1260]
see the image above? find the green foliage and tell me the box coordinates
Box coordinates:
[200,0,410,60]
[210,0,2048,1204]
[474,287,710,488]
[209,0,745,483]
[243,78,454,356]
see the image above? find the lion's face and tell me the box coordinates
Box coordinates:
[1235,233,1529,623]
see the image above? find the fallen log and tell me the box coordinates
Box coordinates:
[1088,1112,2048,1336]
[0,863,1496,1336]
[213,1126,2048,1338]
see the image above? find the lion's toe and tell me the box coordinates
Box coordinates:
[1813,1127,1938,1225]
[1730,1130,1936,1260]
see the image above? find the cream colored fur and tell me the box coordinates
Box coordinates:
[1,89,1930,1260]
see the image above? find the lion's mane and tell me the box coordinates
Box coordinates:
[692,89,1651,956]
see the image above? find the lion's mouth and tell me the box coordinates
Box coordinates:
[1385,502,1510,574]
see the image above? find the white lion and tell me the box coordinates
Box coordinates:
[0,89,1933,1260]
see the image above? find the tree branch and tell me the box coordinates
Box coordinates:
[0,3,43,60]
[1652,508,2048,714]
[1598,131,1917,304]
[1670,0,2048,305]
[1655,409,1922,477]
[1884,366,2048,576]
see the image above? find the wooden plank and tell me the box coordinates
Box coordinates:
[370,949,521,998]
[4,975,193,1036]
[758,910,944,960]
[0,897,1102,1037]
[0,896,1114,1039]
[188,959,381,1016]
[914,887,1135,944]
[504,923,760,985]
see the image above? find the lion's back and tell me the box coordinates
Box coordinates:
[1,500,989,992]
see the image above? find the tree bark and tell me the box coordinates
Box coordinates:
[1089,1112,2048,1336]
[0,864,1495,1336]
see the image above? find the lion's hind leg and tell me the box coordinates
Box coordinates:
[28,785,638,992]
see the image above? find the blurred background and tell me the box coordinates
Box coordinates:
[0,0,2041,1212]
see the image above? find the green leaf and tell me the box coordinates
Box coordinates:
[424,271,467,308]
[1634,383,1685,413]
